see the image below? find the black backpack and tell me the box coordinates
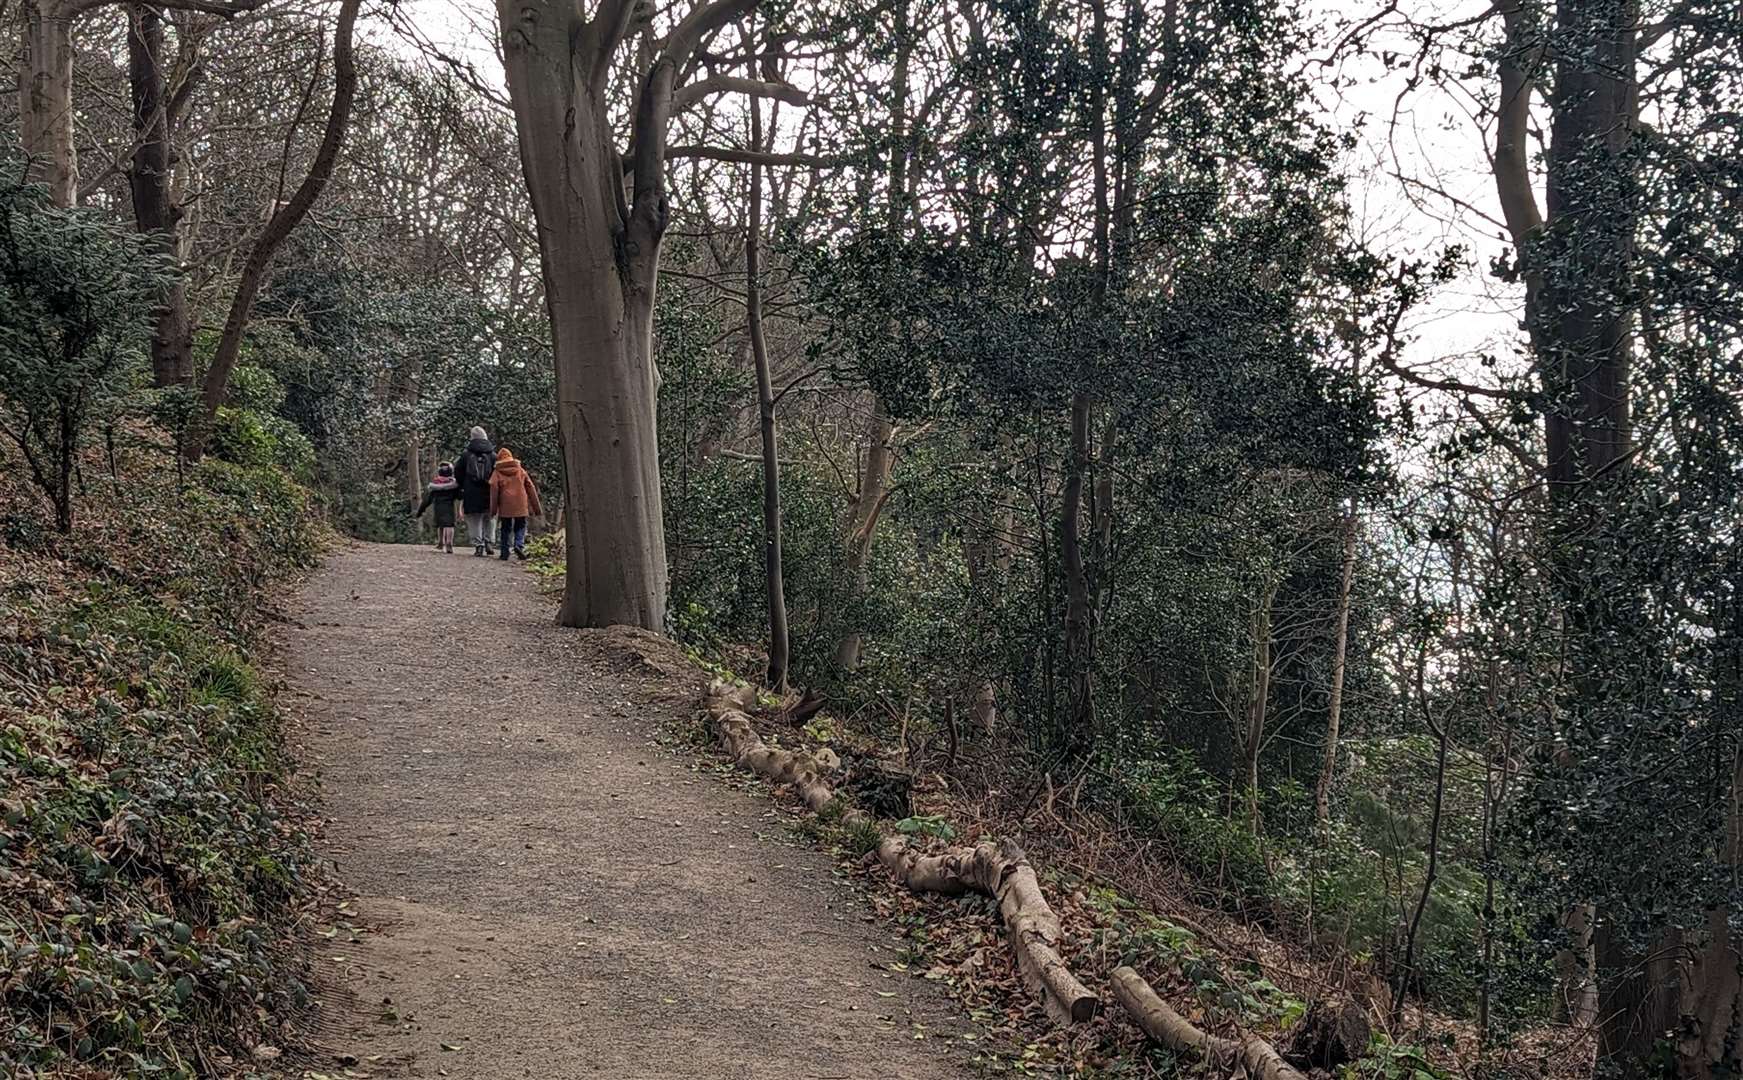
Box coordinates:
[466,449,491,485]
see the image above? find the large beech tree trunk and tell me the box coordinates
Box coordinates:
[499,28,668,629]
[498,0,767,631]
[127,4,194,387]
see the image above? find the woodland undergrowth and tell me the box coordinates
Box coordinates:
[617,628,1588,1080]
[1,439,324,1077]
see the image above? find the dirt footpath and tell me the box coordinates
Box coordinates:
[276,543,970,1079]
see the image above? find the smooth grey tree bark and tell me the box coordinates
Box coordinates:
[496,0,804,630]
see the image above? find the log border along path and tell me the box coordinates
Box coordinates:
[273,542,971,1079]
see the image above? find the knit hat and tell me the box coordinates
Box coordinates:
[496,447,513,462]
[437,461,453,477]
[470,426,487,440]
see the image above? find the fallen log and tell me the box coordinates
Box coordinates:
[706,681,849,815]
[704,682,1094,1026]
[1111,966,1306,1080]
[879,836,1099,1025]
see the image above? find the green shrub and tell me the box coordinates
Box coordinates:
[1110,749,1277,910]
[209,405,315,480]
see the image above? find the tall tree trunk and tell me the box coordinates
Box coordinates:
[1543,0,1647,1064]
[747,86,788,692]
[1495,0,1651,1060]
[1060,389,1095,750]
[1541,0,1636,491]
[127,4,194,387]
[1315,505,1358,840]
[1554,905,1600,1029]
[834,402,893,669]
[184,0,361,462]
[1243,582,1275,835]
[494,0,743,631]
[1060,0,1113,756]
[20,0,77,206]
[1680,748,1743,1078]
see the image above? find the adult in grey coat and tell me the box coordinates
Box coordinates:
[455,426,496,555]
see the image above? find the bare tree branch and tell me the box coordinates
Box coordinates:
[665,143,851,167]
[66,0,265,19]
[661,0,755,72]
[1494,2,1544,253]
[674,74,808,113]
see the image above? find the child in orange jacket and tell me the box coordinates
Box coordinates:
[487,447,543,561]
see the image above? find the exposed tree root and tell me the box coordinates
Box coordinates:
[879,836,1099,1024]
[1111,966,1306,1080]
[703,681,1096,1024]
[704,683,1349,1057]
[706,681,846,814]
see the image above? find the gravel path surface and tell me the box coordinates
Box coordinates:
[276,542,969,1079]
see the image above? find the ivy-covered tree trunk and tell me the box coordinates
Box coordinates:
[1680,746,1742,1078]
[1539,0,1657,1065]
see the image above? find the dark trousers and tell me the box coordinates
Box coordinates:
[498,517,527,558]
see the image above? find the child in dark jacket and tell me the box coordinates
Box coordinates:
[414,463,463,553]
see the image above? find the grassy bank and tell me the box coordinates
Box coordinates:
[1,452,323,1077]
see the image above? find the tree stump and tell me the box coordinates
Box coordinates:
[840,753,913,819]
[1284,999,1371,1069]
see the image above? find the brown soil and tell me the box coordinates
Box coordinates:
[274,542,971,1079]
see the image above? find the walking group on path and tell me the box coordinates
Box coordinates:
[413,425,544,559]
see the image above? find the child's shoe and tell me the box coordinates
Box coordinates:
[446,543,455,554]
[474,545,485,557]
